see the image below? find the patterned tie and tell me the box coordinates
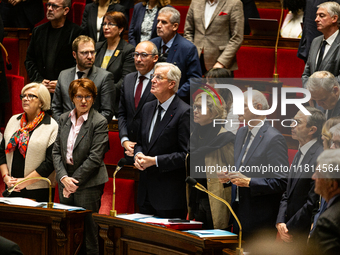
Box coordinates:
[134,76,146,109]
[77,71,85,79]
[316,40,327,71]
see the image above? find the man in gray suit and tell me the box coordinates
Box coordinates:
[302,1,340,87]
[52,35,114,122]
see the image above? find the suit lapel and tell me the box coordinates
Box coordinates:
[147,96,178,151]
[128,73,138,112]
[73,109,93,150]
[107,38,125,68]
[90,4,98,41]
[320,32,340,70]
[61,116,72,159]
[167,35,179,63]
[144,100,157,148]
[95,41,107,66]
[136,79,152,113]
[87,66,98,81]
[207,0,227,29]
[242,124,268,166]
[311,37,323,72]
[235,127,248,160]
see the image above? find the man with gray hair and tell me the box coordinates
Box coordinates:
[329,123,340,148]
[25,0,83,95]
[219,89,289,240]
[306,71,340,119]
[302,1,340,86]
[309,149,340,254]
[276,107,325,248]
[134,62,190,218]
[150,7,201,104]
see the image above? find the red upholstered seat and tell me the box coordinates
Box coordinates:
[2,38,20,76]
[288,148,297,166]
[72,2,85,26]
[234,47,275,78]
[4,75,25,124]
[258,8,289,23]
[104,131,125,165]
[99,178,135,215]
[277,49,305,79]
[174,6,189,34]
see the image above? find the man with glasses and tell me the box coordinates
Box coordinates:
[117,41,158,164]
[25,0,83,96]
[150,7,201,104]
[52,35,114,122]
[134,62,190,218]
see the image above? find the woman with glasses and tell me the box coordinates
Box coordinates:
[95,11,136,115]
[188,91,235,229]
[128,0,170,46]
[0,83,58,202]
[53,78,109,254]
[81,0,126,42]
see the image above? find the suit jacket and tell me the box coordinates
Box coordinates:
[53,108,109,190]
[184,0,244,71]
[25,20,83,82]
[302,31,340,87]
[95,38,136,114]
[233,121,288,238]
[52,65,115,122]
[0,236,23,255]
[128,2,161,46]
[81,2,126,42]
[276,141,323,237]
[309,195,340,255]
[134,94,190,211]
[328,99,340,119]
[150,34,202,103]
[117,71,156,143]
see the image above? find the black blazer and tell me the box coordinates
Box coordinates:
[0,236,23,255]
[128,2,161,46]
[276,141,323,237]
[134,95,190,211]
[81,2,126,42]
[25,20,83,82]
[95,38,136,114]
[117,71,156,142]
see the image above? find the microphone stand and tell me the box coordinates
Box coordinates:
[273,1,284,82]
[110,158,127,216]
[186,176,243,255]
[4,177,53,208]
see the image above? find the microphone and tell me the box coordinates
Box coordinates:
[2,177,54,208]
[110,158,127,216]
[185,176,243,255]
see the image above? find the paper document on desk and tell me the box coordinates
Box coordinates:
[0,197,43,207]
[184,229,237,239]
[42,202,85,211]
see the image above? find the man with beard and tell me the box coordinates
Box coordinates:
[52,35,114,122]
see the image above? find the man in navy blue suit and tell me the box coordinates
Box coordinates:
[134,62,190,219]
[150,7,202,104]
[276,107,325,249]
[219,90,288,241]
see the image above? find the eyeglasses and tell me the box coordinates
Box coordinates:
[46,2,65,10]
[75,95,92,101]
[79,51,96,57]
[150,74,169,82]
[132,52,155,59]
[330,140,340,149]
[102,22,118,28]
[20,94,38,101]
[193,105,202,112]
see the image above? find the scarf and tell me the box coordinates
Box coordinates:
[5,111,45,158]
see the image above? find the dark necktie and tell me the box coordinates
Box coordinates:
[235,131,252,170]
[77,71,85,79]
[291,149,302,170]
[134,76,145,109]
[162,45,168,54]
[150,105,163,142]
[316,40,327,71]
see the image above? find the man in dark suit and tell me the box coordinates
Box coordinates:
[118,41,158,164]
[309,149,340,255]
[25,0,83,94]
[0,236,23,255]
[150,7,201,104]
[302,2,340,87]
[219,90,288,240]
[306,71,340,119]
[52,35,114,122]
[134,62,190,219]
[276,107,325,248]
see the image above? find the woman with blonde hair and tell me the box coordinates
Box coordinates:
[0,83,58,201]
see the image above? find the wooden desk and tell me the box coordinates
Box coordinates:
[93,214,238,255]
[0,204,91,255]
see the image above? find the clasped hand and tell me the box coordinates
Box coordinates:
[217,171,251,187]
[61,177,79,198]
[134,153,156,171]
